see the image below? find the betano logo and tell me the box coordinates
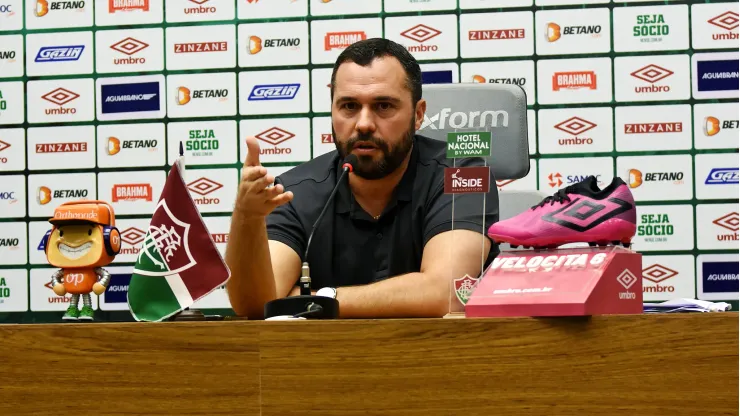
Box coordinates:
[420,108,509,130]
[325,32,366,51]
[41,88,79,115]
[708,11,739,40]
[107,136,156,155]
[552,71,597,91]
[109,0,148,13]
[35,0,85,16]
[37,186,88,205]
[471,74,526,86]
[248,35,300,55]
[176,86,228,105]
[703,116,738,136]
[545,22,602,42]
[187,177,222,205]
[627,168,684,188]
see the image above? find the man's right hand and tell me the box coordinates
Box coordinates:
[235,136,294,219]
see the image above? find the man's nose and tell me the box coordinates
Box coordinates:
[355,106,376,133]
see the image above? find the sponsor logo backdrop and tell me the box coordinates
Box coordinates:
[0,0,737,320]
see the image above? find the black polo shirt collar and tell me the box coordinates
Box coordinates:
[335,138,418,218]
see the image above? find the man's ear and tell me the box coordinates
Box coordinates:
[414,99,427,131]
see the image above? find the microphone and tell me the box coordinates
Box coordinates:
[263,154,357,320]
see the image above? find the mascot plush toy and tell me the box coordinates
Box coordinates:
[42,200,121,321]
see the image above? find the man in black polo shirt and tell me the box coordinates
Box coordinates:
[225,38,498,319]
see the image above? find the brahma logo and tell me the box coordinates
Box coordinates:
[401,24,441,52]
[325,32,366,51]
[708,11,739,40]
[174,42,227,53]
[545,22,601,42]
[42,88,79,115]
[35,142,88,153]
[248,84,300,101]
[256,127,294,155]
[34,0,85,16]
[112,184,153,202]
[110,37,148,65]
[705,168,739,185]
[35,45,84,62]
[631,64,674,93]
[554,117,596,145]
[184,0,216,14]
[120,227,145,255]
[36,186,88,205]
[421,108,509,130]
[247,35,300,55]
[187,177,222,205]
[713,212,739,242]
[627,168,684,188]
[469,28,525,41]
[703,116,739,136]
[552,71,597,91]
[109,0,148,12]
[176,86,228,105]
[624,122,683,134]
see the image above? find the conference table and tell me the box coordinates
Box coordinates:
[0,313,736,415]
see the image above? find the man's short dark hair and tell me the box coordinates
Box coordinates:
[330,38,422,106]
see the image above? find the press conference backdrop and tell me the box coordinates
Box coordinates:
[0,0,737,323]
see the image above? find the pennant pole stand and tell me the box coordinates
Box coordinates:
[169,141,207,322]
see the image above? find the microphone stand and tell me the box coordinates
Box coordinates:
[263,155,357,320]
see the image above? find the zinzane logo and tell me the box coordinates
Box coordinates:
[421,108,510,130]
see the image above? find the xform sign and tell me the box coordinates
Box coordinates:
[418,83,529,181]
[421,108,509,130]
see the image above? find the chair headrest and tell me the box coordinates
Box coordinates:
[417,83,530,180]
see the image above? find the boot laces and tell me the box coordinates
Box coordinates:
[532,186,575,210]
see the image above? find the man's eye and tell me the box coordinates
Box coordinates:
[377,103,393,111]
[342,103,358,110]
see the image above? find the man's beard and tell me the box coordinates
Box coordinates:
[334,119,415,180]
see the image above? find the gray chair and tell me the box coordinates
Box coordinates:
[418,83,548,223]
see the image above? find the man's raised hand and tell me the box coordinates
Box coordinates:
[235,136,294,219]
